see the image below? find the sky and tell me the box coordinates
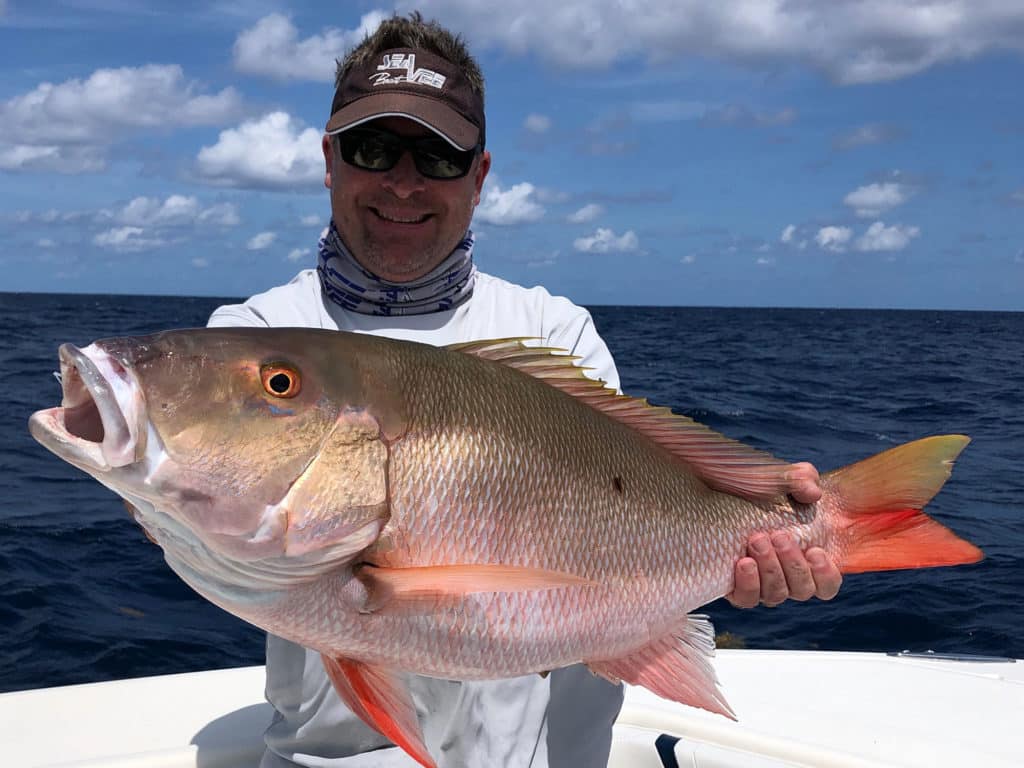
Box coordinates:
[1,1,1023,309]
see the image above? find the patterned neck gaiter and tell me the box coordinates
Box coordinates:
[316,221,476,316]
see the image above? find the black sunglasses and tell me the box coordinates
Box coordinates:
[335,127,480,180]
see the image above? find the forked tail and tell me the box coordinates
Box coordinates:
[824,435,983,573]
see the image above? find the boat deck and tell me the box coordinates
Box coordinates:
[2,650,1021,767]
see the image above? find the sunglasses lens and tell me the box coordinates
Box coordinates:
[339,130,399,171]
[338,129,476,179]
[413,139,474,179]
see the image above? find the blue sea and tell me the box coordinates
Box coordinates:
[1,292,1021,694]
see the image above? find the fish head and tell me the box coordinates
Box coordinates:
[28,328,391,573]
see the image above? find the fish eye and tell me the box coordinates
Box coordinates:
[260,364,301,398]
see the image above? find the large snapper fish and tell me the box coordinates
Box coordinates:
[29,328,982,768]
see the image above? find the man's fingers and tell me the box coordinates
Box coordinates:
[748,533,787,607]
[807,547,843,600]
[728,533,844,609]
[726,558,760,609]
[785,462,822,505]
[772,532,816,601]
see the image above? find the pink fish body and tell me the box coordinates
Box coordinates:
[29,328,982,767]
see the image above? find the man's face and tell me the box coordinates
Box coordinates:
[323,116,491,283]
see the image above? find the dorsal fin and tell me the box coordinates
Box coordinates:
[447,338,797,502]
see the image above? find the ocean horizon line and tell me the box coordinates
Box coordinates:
[1,290,1020,315]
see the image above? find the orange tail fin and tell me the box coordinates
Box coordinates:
[824,435,983,574]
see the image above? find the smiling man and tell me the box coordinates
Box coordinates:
[208,13,840,767]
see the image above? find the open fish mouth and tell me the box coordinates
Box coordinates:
[29,343,147,472]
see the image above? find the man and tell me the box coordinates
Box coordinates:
[209,13,841,767]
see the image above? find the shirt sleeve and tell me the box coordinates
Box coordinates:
[206,302,271,328]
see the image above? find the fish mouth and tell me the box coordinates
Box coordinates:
[29,343,147,472]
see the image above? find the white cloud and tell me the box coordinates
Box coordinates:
[116,195,199,226]
[37,238,55,248]
[198,203,242,227]
[196,111,324,190]
[233,12,386,81]
[573,227,639,254]
[98,195,240,228]
[0,145,57,171]
[681,254,696,264]
[534,187,570,204]
[0,65,242,147]
[834,123,901,150]
[287,247,312,262]
[630,100,707,122]
[757,256,776,266]
[780,224,796,243]
[524,113,551,133]
[567,203,604,224]
[475,179,545,225]
[0,143,106,173]
[855,221,920,251]
[816,225,853,252]
[192,257,209,268]
[17,196,239,257]
[247,231,277,250]
[12,208,60,224]
[93,226,166,252]
[702,104,797,126]
[414,0,1024,84]
[599,100,792,129]
[1010,188,1024,205]
[527,252,558,267]
[844,182,911,218]
[0,64,241,175]
[300,214,322,226]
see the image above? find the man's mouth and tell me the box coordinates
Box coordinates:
[370,207,432,225]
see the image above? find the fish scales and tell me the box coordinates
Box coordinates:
[313,339,813,677]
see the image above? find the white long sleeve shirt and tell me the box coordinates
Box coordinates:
[209,268,624,768]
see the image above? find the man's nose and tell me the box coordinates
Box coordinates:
[381,150,425,198]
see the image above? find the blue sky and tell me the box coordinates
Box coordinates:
[1,1,1022,309]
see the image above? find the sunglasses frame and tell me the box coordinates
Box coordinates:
[335,127,481,180]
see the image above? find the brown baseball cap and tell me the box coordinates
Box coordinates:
[326,48,485,151]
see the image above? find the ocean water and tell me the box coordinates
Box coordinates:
[1,293,1021,694]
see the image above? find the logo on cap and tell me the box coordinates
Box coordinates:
[370,53,446,89]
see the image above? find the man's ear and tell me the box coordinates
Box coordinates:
[472,150,492,206]
[322,134,334,190]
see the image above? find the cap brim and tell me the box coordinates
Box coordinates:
[325,92,479,150]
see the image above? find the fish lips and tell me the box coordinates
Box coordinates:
[30,342,148,472]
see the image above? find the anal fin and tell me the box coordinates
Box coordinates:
[586,614,735,720]
[321,655,435,768]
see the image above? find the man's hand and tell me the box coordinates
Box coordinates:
[727,533,842,608]
[784,461,822,505]
[726,461,842,608]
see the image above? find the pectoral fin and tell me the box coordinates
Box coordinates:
[586,614,735,719]
[355,563,597,612]
[321,655,434,768]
